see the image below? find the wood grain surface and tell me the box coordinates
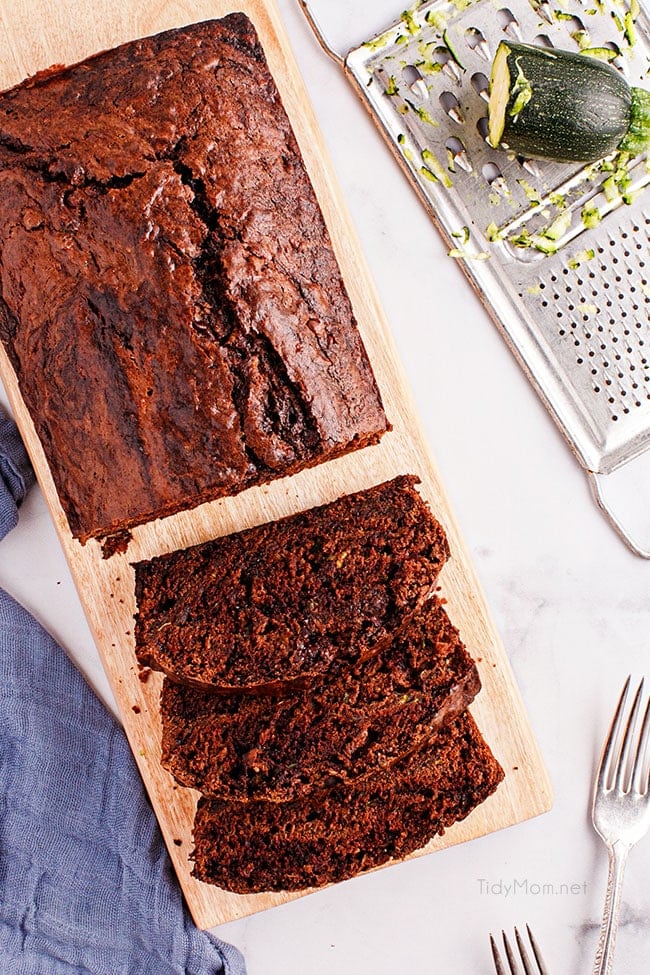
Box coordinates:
[0,0,552,928]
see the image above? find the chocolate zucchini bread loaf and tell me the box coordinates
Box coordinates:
[161,597,480,801]
[134,475,450,689]
[192,712,504,892]
[0,15,388,544]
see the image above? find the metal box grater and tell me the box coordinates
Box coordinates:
[299,0,650,555]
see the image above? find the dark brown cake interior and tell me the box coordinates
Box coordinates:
[133,475,450,689]
[192,712,504,893]
[161,596,480,801]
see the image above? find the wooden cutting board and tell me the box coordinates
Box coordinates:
[0,0,552,929]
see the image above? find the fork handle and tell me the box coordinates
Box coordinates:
[593,843,628,975]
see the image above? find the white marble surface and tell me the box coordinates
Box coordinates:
[2,1,650,971]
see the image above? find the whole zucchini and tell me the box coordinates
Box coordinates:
[487,41,650,162]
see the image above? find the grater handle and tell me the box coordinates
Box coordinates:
[297,0,346,65]
[588,469,650,560]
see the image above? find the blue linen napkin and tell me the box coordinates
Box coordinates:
[0,407,246,975]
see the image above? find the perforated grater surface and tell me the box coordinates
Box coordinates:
[299,0,650,555]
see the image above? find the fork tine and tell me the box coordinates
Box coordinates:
[632,693,650,795]
[502,930,524,975]
[491,928,548,975]
[596,675,631,792]
[614,678,644,792]
[490,933,508,975]
[514,927,537,975]
[526,924,550,975]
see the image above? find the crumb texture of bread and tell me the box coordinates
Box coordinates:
[133,475,450,688]
[192,712,504,893]
[161,596,480,801]
[0,14,388,542]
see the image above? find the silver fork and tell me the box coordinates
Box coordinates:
[592,676,650,975]
[489,926,550,975]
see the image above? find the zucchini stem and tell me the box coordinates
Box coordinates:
[620,87,650,156]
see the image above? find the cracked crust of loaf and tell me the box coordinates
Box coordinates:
[0,14,389,543]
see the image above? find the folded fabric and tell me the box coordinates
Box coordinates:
[0,405,35,531]
[0,407,246,975]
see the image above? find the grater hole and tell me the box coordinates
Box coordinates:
[603,40,623,63]
[471,72,490,102]
[433,46,453,66]
[567,15,587,38]
[476,116,490,142]
[482,161,502,185]
[446,135,465,152]
[432,46,464,83]
[439,90,464,124]
[402,64,428,98]
[497,8,521,37]
[446,136,472,172]
[465,28,491,60]
[534,33,554,47]
[606,42,628,76]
